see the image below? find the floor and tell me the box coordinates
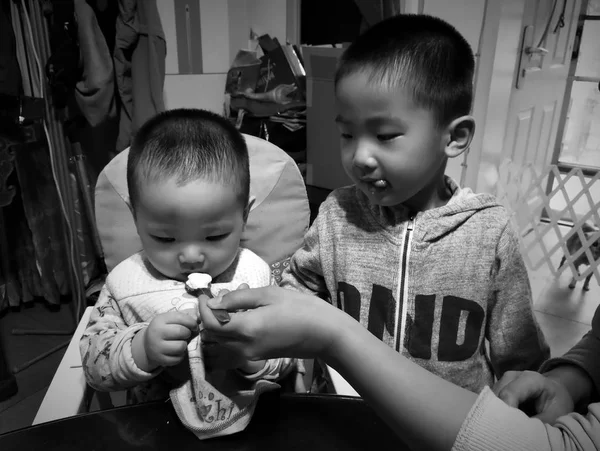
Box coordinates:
[0,301,76,434]
[0,219,598,436]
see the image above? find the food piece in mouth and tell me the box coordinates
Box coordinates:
[369,179,388,194]
[185,273,230,324]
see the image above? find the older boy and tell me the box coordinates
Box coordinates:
[280,14,549,392]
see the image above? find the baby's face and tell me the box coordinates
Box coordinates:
[134,177,246,282]
[335,71,450,211]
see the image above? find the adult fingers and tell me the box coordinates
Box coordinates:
[198,295,248,336]
[198,294,225,330]
[495,371,545,409]
[208,286,275,311]
[492,370,522,396]
[200,329,222,343]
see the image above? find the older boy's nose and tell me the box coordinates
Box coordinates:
[353,142,377,170]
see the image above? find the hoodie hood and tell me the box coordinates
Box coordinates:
[358,176,502,243]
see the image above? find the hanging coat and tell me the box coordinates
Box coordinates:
[114,0,166,152]
[73,0,116,128]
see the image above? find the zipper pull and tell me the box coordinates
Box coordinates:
[407,216,415,231]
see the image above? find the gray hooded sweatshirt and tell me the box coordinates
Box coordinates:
[281,178,550,393]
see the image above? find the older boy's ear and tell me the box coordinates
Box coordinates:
[445,115,475,158]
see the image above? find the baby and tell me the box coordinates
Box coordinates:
[80,108,298,437]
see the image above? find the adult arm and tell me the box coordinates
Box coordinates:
[199,287,600,451]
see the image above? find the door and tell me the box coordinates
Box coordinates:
[547,0,600,223]
[500,0,582,232]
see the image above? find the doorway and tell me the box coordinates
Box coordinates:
[546,0,600,226]
[484,0,600,289]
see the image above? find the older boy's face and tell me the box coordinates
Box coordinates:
[134,177,246,282]
[335,71,449,211]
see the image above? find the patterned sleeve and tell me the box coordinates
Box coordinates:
[79,284,161,392]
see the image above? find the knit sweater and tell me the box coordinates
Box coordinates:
[80,248,294,403]
[453,387,600,450]
[454,304,600,450]
[281,177,550,393]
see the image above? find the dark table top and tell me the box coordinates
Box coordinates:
[0,392,409,450]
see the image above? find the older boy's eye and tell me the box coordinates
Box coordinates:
[377,133,401,141]
[340,132,353,140]
[207,233,230,242]
[151,235,175,243]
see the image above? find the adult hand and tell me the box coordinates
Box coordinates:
[197,285,264,374]
[197,286,343,361]
[201,337,249,370]
[493,370,575,423]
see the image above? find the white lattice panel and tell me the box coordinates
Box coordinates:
[495,161,600,286]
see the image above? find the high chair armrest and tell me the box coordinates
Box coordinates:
[33,307,94,425]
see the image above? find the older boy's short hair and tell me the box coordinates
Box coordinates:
[335,14,474,127]
[127,108,249,212]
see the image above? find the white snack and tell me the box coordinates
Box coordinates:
[186,273,212,290]
[185,272,230,323]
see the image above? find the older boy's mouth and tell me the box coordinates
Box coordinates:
[360,178,389,193]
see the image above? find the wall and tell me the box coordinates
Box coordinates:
[157,0,294,114]
[474,0,527,193]
[305,0,491,189]
[156,0,529,196]
[416,0,488,186]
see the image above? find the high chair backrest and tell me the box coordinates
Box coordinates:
[94,134,310,274]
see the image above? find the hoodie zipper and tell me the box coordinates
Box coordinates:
[395,216,414,352]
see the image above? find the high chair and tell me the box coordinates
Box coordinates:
[33,134,312,425]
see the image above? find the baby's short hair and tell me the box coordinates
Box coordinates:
[335,14,474,127]
[127,108,249,212]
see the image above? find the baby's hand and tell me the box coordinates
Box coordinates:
[134,311,199,371]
